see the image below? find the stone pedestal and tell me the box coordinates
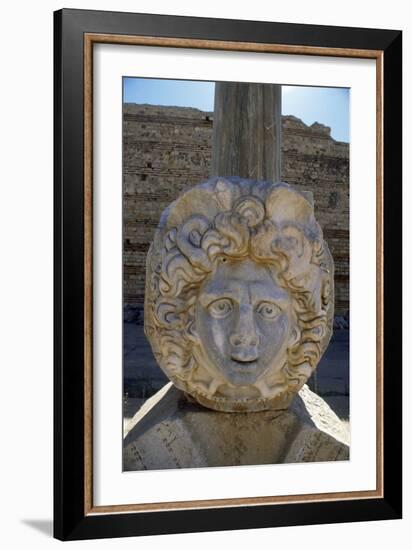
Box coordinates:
[123,383,349,471]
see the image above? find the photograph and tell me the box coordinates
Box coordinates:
[52,8,402,540]
[0,0,408,548]
[122,77,350,470]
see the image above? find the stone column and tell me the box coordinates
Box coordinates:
[211,83,282,181]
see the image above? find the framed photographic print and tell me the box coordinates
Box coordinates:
[54,8,402,541]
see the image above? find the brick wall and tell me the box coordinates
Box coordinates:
[123,104,349,315]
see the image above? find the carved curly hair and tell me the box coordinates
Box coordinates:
[144,177,334,411]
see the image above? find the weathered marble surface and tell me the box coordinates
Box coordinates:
[123,383,349,471]
[144,177,334,412]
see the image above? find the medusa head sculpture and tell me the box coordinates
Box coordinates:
[144,177,334,412]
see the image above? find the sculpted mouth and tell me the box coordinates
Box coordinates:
[231,356,258,365]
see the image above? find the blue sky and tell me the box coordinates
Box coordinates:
[123,78,349,142]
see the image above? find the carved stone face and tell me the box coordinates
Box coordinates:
[144,177,334,412]
[196,258,293,386]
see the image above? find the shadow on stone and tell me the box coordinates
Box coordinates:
[123,383,349,471]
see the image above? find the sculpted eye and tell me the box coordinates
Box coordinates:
[256,301,281,320]
[208,298,233,318]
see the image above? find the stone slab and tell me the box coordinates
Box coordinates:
[123,383,349,471]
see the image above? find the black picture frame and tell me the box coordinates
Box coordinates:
[54,8,402,541]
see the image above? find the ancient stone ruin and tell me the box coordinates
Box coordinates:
[123,104,349,319]
[123,178,349,470]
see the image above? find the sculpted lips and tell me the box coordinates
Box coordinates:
[231,350,259,365]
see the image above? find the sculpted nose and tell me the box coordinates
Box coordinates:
[229,307,259,348]
[229,332,258,347]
